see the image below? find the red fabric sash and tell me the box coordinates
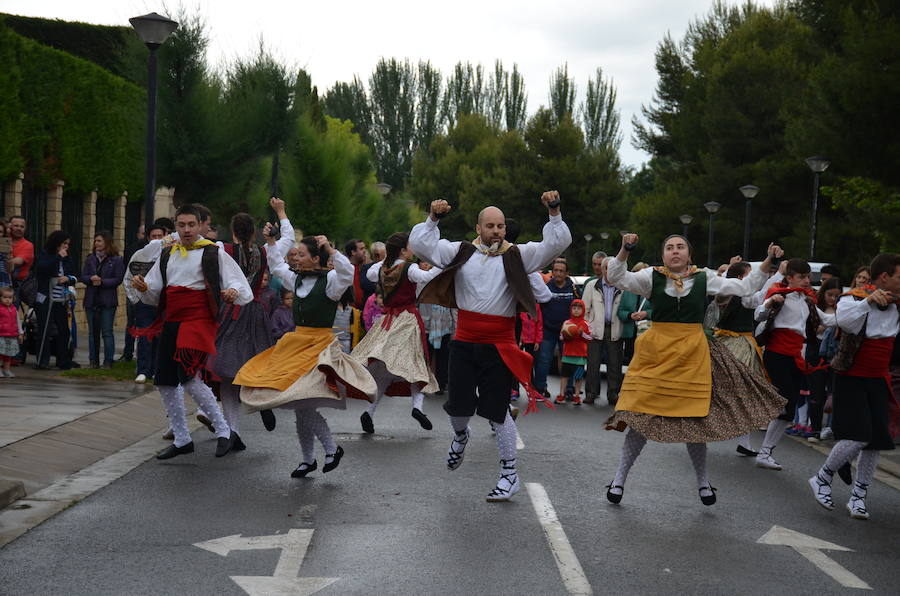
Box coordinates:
[353,265,364,309]
[131,287,217,378]
[454,309,553,414]
[766,328,827,375]
[765,282,818,301]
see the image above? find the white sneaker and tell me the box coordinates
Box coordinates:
[755,450,783,471]
[5,370,13,378]
[134,374,147,383]
[808,475,834,510]
[820,427,834,440]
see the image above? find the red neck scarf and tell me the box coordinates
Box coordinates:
[765,281,818,301]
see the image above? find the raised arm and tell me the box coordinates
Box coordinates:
[407,262,443,284]
[516,191,573,272]
[409,199,462,268]
[326,242,355,301]
[706,244,782,297]
[267,235,297,290]
[267,197,295,259]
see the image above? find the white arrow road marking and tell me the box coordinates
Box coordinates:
[194,529,338,595]
[757,526,872,590]
[526,483,592,595]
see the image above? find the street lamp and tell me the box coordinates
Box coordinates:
[583,234,593,275]
[739,184,759,258]
[130,12,179,228]
[679,214,694,238]
[703,201,721,269]
[600,231,609,253]
[805,156,831,260]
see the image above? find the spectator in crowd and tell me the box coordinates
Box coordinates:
[583,256,625,406]
[0,285,22,377]
[820,264,840,283]
[344,238,369,309]
[127,223,167,383]
[0,219,11,287]
[34,230,78,370]
[81,231,125,368]
[7,216,34,286]
[120,224,147,362]
[257,270,280,317]
[617,262,652,365]
[271,288,294,341]
[851,266,870,289]
[534,259,577,396]
[370,241,386,264]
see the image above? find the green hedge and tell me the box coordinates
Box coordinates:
[0,20,145,200]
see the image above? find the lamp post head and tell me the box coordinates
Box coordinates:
[739,184,759,199]
[584,234,593,242]
[805,156,831,173]
[679,214,694,225]
[129,12,179,47]
[600,232,609,240]
[704,201,721,215]
[375,183,392,196]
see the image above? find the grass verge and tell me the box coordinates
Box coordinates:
[61,360,150,383]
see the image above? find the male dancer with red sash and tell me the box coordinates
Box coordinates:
[753,258,835,470]
[411,191,571,501]
[133,204,253,459]
[809,253,899,519]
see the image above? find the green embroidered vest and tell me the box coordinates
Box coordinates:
[293,273,338,328]
[717,297,756,333]
[650,270,707,324]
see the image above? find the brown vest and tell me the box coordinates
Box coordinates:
[417,242,537,317]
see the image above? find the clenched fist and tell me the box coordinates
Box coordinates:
[430,199,451,221]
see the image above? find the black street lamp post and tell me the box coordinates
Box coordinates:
[129,12,179,228]
[679,214,693,239]
[703,201,720,268]
[805,156,831,260]
[739,184,759,258]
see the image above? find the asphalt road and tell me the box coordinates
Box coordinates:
[1,383,898,595]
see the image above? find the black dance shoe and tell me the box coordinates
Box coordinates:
[291,460,317,478]
[699,486,717,506]
[197,414,215,434]
[260,409,276,431]
[606,483,624,504]
[360,412,375,434]
[156,442,194,460]
[736,445,758,457]
[215,432,235,457]
[411,408,433,430]
[322,445,344,473]
[232,433,246,451]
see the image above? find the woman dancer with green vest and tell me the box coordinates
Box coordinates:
[235,232,376,478]
[604,233,785,506]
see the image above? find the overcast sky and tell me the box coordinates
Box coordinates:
[3,0,776,168]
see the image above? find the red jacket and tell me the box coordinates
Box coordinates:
[561,318,591,358]
[519,308,543,345]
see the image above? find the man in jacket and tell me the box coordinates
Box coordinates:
[533,260,577,396]
[583,256,624,405]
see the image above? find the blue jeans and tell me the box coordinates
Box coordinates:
[87,306,117,364]
[134,302,158,377]
[534,332,563,392]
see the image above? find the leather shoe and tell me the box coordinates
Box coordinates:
[162,429,174,441]
[606,483,624,504]
[360,411,375,434]
[322,445,344,473]
[215,432,235,457]
[736,445,758,457]
[584,394,596,404]
[411,408,432,430]
[197,414,215,434]
[232,433,246,451]
[156,442,194,460]
[291,460,317,478]
[699,486,717,506]
[260,409,276,431]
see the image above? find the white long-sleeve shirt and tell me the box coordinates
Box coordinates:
[367,258,444,298]
[409,214,572,317]
[269,246,353,302]
[835,295,899,339]
[530,272,552,304]
[140,244,252,306]
[755,290,836,336]
[606,258,767,300]
[271,217,296,261]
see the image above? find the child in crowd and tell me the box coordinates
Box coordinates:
[271,288,294,341]
[0,286,23,377]
[555,299,591,405]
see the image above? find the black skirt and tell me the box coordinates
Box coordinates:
[832,374,895,451]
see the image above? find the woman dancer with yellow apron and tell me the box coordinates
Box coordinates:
[235,230,376,478]
[604,233,785,506]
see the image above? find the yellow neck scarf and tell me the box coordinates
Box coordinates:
[473,238,512,260]
[171,238,215,258]
[653,265,699,291]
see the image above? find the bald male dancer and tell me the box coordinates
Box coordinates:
[411,192,572,501]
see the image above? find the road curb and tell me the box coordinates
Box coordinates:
[0,479,26,510]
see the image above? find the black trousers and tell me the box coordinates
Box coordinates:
[832,374,895,450]
[764,350,803,422]
[36,300,70,368]
[154,321,200,387]
[445,339,513,424]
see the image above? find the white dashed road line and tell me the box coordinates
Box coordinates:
[526,482,592,595]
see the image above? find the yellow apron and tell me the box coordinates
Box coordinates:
[616,322,711,417]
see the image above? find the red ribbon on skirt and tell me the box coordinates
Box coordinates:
[454,309,553,415]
